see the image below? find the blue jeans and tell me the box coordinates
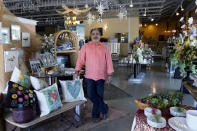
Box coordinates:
[85,78,108,118]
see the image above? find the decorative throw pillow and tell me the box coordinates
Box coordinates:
[34,83,62,117]
[30,76,48,90]
[2,81,36,108]
[59,79,87,102]
[10,67,31,89]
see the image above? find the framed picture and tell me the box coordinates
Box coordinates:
[22,32,30,47]
[39,53,57,67]
[4,51,18,72]
[29,59,42,75]
[0,27,10,44]
[11,24,21,40]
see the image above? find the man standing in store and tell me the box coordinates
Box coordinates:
[75,28,114,123]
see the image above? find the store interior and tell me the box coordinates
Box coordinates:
[0,0,197,131]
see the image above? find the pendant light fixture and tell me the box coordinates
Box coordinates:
[130,0,134,8]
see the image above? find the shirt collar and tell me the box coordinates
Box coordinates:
[90,41,102,46]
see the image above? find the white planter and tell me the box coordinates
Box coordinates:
[147,116,166,128]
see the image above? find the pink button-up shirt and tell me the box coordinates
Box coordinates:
[75,41,114,81]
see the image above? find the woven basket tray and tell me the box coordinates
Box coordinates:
[134,99,149,110]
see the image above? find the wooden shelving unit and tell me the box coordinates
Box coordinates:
[56,50,77,54]
[54,30,79,67]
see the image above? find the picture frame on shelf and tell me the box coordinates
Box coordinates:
[39,53,57,67]
[22,32,30,47]
[0,27,10,44]
[29,59,42,75]
[4,50,18,72]
[11,24,21,40]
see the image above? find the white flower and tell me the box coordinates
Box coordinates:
[190,40,197,46]
[181,24,186,29]
[179,17,184,22]
[188,17,193,25]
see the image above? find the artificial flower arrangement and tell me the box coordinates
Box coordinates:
[41,34,55,56]
[135,92,183,109]
[132,40,145,64]
[170,17,197,76]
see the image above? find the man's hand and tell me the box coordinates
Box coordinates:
[74,70,80,79]
[106,74,113,84]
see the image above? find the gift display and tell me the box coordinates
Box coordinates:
[2,81,36,108]
[30,76,48,90]
[59,79,87,102]
[10,67,31,89]
[34,83,62,117]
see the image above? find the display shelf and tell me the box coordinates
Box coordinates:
[53,30,79,67]
[56,50,77,54]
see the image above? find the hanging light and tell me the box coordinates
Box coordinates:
[130,0,134,7]
[176,12,179,16]
[151,18,154,21]
[156,23,158,26]
[143,8,147,16]
[144,24,147,27]
[181,5,184,11]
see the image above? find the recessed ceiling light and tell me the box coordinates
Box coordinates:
[151,18,154,21]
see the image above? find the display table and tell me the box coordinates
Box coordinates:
[184,81,197,101]
[131,109,174,131]
[131,106,195,131]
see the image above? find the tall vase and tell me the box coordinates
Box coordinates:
[180,68,194,94]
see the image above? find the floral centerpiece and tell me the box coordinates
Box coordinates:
[41,34,55,56]
[132,40,145,63]
[170,17,197,77]
[135,92,183,109]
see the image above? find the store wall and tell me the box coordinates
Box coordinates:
[84,17,139,42]
[0,1,42,92]
[140,17,179,44]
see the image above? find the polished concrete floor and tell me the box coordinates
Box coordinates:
[91,59,190,131]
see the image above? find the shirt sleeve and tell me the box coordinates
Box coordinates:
[105,46,114,74]
[75,45,86,71]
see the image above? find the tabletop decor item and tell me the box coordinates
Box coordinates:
[186,110,197,130]
[168,117,190,131]
[170,107,186,117]
[147,115,166,128]
[132,40,145,64]
[144,107,161,117]
[41,34,55,56]
[135,92,183,109]
[39,53,57,67]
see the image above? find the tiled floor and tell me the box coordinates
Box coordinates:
[92,59,185,131]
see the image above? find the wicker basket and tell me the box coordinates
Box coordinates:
[134,99,149,110]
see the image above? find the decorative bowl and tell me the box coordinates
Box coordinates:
[170,107,186,117]
[147,115,166,128]
[144,107,161,117]
[134,99,149,110]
